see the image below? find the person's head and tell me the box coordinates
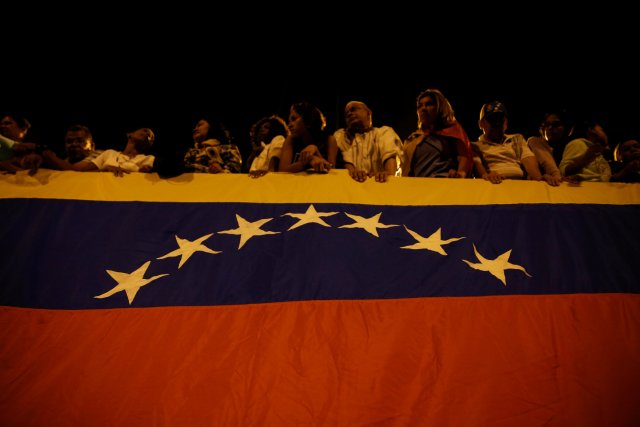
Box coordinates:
[64,124,95,163]
[0,113,31,142]
[416,89,456,130]
[617,139,640,163]
[344,100,372,132]
[193,117,232,145]
[539,110,573,145]
[127,127,155,153]
[288,101,326,140]
[572,116,609,148]
[479,101,508,139]
[250,115,289,149]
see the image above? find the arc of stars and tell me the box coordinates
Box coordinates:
[95,261,168,305]
[282,204,338,230]
[462,244,532,286]
[156,233,220,268]
[401,226,465,256]
[218,214,280,249]
[339,212,399,237]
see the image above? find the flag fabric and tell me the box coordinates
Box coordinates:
[1,169,640,426]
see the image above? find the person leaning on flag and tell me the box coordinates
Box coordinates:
[279,101,337,174]
[43,127,156,177]
[472,101,547,184]
[401,88,473,179]
[334,100,402,183]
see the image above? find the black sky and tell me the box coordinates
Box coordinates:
[6,15,639,158]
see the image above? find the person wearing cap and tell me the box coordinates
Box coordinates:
[472,101,544,184]
[401,88,473,178]
[44,127,156,177]
[334,100,402,182]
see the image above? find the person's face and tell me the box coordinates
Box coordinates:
[193,120,210,143]
[417,95,438,128]
[257,122,272,144]
[64,130,93,160]
[542,114,567,143]
[345,102,370,130]
[480,115,507,140]
[288,109,306,138]
[129,128,155,151]
[0,116,26,141]
[619,140,640,162]
[588,124,608,147]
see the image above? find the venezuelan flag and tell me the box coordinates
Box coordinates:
[1,170,639,426]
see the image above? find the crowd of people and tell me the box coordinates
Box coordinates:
[2,89,640,183]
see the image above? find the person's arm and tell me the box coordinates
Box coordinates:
[268,156,279,172]
[563,144,604,176]
[473,154,502,184]
[372,157,397,183]
[560,140,605,177]
[610,159,640,182]
[522,156,542,181]
[454,155,470,178]
[279,136,309,173]
[43,150,98,171]
[453,138,471,178]
[326,135,338,167]
[220,145,242,173]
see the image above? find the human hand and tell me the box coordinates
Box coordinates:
[208,162,224,174]
[349,169,368,182]
[622,159,640,175]
[101,165,128,177]
[309,156,331,173]
[482,171,503,184]
[372,171,389,183]
[249,170,268,178]
[542,173,562,186]
[19,153,43,170]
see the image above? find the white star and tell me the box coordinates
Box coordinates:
[339,212,399,237]
[156,233,220,268]
[462,244,532,286]
[401,226,464,256]
[95,261,168,305]
[282,204,338,230]
[218,214,280,249]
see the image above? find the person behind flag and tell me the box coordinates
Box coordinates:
[41,124,103,170]
[0,113,35,161]
[246,114,290,178]
[0,112,45,174]
[559,115,612,182]
[610,139,640,182]
[401,88,472,178]
[472,101,545,184]
[61,124,102,164]
[527,109,574,186]
[184,116,242,174]
[44,127,156,177]
[334,100,402,183]
[279,101,337,174]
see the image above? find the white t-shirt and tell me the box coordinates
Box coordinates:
[249,136,285,172]
[91,149,155,172]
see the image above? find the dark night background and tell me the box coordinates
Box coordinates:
[5,11,639,163]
